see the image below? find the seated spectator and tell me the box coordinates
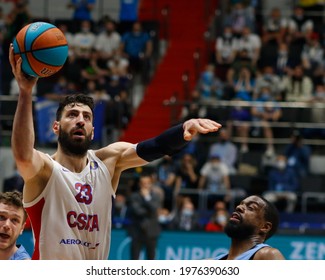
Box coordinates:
[198,153,231,207]
[41,76,76,101]
[179,89,207,122]
[73,20,96,67]
[280,65,313,101]
[251,85,282,156]
[273,42,297,78]
[263,154,299,213]
[205,200,229,232]
[303,84,325,138]
[284,130,311,178]
[104,89,133,135]
[174,153,199,195]
[301,32,324,77]
[226,97,251,153]
[223,2,254,37]
[287,5,314,50]
[95,19,122,65]
[57,22,75,56]
[157,207,173,230]
[120,21,153,83]
[236,26,261,66]
[107,53,130,78]
[169,197,200,231]
[215,25,238,79]
[208,128,238,174]
[81,48,109,81]
[233,66,255,101]
[231,49,256,77]
[254,65,282,101]
[197,64,224,100]
[261,7,288,45]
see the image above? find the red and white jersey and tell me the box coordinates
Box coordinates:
[24,150,115,259]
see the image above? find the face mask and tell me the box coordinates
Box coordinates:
[260,92,271,101]
[211,162,220,169]
[224,33,232,38]
[158,215,168,224]
[114,202,124,209]
[277,160,286,170]
[82,27,90,33]
[182,209,193,216]
[216,215,227,224]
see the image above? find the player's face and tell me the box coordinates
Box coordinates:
[224,196,267,239]
[0,203,25,252]
[56,104,94,156]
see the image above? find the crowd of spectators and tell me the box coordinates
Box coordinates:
[0,0,155,142]
[179,2,325,157]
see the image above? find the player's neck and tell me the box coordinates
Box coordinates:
[53,150,89,173]
[227,239,260,259]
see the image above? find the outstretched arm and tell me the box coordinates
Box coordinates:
[101,119,221,191]
[136,118,221,161]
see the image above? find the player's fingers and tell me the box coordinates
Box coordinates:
[197,119,222,133]
[8,44,16,71]
[183,129,195,141]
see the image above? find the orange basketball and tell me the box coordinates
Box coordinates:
[13,21,69,78]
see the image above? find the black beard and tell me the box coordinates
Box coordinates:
[58,128,92,157]
[224,220,255,240]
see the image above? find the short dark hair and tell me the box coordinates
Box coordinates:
[56,94,95,121]
[258,196,279,240]
[0,191,27,223]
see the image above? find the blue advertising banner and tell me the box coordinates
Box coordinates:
[34,99,59,145]
[18,229,325,260]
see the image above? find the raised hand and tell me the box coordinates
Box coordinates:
[9,43,38,95]
[183,118,222,141]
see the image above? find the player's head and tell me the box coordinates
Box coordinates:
[54,94,95,156]
[225,195,279,241]
[0,191,27,251]
[56,94,94,121]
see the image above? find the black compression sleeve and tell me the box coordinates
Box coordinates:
[136,123,189,162]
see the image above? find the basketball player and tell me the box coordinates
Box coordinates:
[214,195,285,260]
[8,44,222,259]
[0,191,31,260]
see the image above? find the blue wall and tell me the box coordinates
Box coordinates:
[19,229,325,260]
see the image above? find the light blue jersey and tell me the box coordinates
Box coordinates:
[10,244,31,260]
[214,243,269,260]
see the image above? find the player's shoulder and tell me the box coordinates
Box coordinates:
[254,246,285,260]
[94,141,135,159]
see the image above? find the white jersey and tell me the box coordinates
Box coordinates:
[24,150,115,260]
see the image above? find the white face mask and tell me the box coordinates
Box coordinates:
[216,215,227,224]
[276,160,286,170]
[158,215,168,224]
[182,209,193,216]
